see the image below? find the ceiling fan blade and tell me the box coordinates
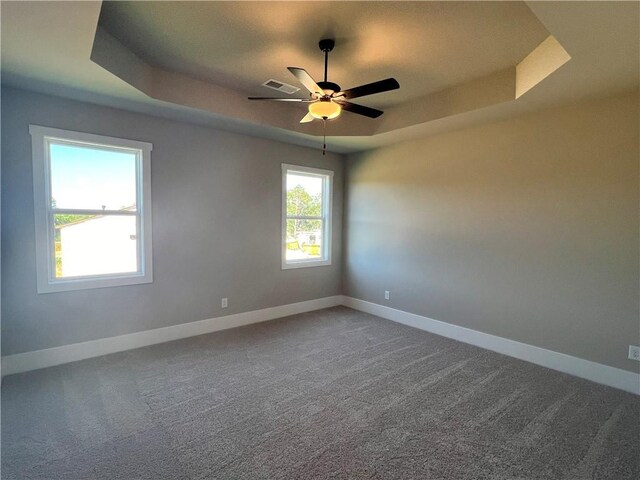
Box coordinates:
[299,112,314,123]
[335,100,384,118]
[287,67,325,96]
[337,78,399,100]
[248,97,313,102]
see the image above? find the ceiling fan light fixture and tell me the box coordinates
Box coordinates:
[309,99,341,120]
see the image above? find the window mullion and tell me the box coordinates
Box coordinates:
[52,208,137,216]
[286,215,324,220]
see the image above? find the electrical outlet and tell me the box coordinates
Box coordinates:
[629,345,640,361]
[221,298,228,309]
[384,291,390,300]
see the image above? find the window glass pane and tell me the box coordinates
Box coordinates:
[50,142,137,211]
[286,219,323,261]
[54,214,138,278]
[286,173,323,217]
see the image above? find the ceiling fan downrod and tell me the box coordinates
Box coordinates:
[319,39,334,155]
[317,39,340,95]
[319,38,334,83]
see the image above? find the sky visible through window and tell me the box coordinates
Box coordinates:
[287,173,322,197]
[50,143,137,211]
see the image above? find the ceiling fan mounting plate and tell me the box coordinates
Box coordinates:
[318,39,335,52]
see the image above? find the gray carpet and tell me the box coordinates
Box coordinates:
[2,306,639,479]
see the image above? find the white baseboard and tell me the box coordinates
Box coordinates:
[1,295,343,377]
[4,294,638,396]
[342,296,640,395]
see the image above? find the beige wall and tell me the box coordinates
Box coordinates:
[344,91,639,372]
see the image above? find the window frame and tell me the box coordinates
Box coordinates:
[281,163,333,270]
[29,125,153,293]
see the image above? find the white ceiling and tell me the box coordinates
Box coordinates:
[1,1,638,153]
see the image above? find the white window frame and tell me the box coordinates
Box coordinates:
[282,163,333,269]
[29,125,153,293]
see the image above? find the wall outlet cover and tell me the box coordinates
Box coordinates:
[384,291,390,300]
[629,345,640,361]
[221,298,228,309]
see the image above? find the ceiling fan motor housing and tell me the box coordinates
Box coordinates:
[317,81,341,95]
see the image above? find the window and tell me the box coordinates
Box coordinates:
[30,125,153,293]
[282,164,333,269]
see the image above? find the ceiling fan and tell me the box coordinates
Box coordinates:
[248,39,400,124]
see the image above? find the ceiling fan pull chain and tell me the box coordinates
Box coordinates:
[323,119,327,156]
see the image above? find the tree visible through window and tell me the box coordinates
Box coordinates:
[286,184,321,238]
[282,165,333,268]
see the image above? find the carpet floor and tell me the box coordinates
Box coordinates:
[2,306,639,479]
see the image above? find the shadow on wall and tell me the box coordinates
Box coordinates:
[344,91,639,372]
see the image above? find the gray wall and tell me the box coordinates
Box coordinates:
[344,91,639,372]
[3,86,639,374]
[1,87,343,355]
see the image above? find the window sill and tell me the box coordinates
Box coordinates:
[37,272,153,294]
[281,259,332,270]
